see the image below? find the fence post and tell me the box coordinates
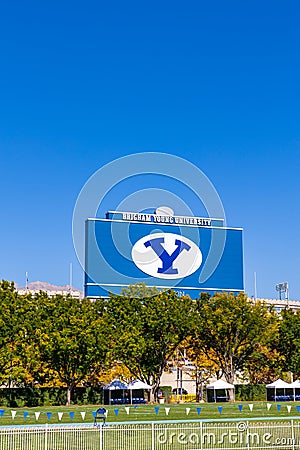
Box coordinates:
[44,423,48,450]
[152,422,155,450]
[247,420,250,450]
[99,424,103,450]
[291,419,295,450]
[200,421,203,450]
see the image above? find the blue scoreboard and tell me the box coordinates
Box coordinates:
[84,210,244,298]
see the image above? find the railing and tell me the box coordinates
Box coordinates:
[169,394,197,402]
[0,425,100,450]
[1,418,300,449]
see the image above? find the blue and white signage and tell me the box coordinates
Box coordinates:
[132,232,202,279]
[85,210,244,298]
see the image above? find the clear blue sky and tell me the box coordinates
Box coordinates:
[1,1,299,299]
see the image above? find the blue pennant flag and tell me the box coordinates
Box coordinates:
[277,405,281,412]
[238,404,243,412]
[69,412,75,419]
[197,407,201,415]
[297,406,300,413]
[0,409,5,418]
[114,408,119,417]
[92,411,97,418]
[155,406,159,415]
[46,412,52,420]
[23,412,29,420]
[218,406,223,414]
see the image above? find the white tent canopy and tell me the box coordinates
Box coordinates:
[207,379,234,390]
[127,379,151,404]
[291,380,300,401]
[206,379,235,402]
[266,379,290,388]
[128,380,152,390]
[266,378,293,401]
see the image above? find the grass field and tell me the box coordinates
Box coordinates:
[1,401,300,426]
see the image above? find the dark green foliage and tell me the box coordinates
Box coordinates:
[235,384,266,401]
[278,308,300,377]
[158,386,172,401]
[0,280,298,407]
[34,295,109,405]
[192,292,277,384]
[106,286,196,396]
[0,387,103,407]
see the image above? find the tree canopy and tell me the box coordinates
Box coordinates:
[0,280,297,404]
[106,285,196,396]
[278,308,300,378]
[35,295,108,404]
[192,292,278,384]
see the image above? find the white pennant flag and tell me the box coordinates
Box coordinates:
[125,407,130,415]
[80,412,86,420]
[11,410,17,419]
[287,405,292,413]
[186,407,190,415]
[165,407,170,416]
[35,412,41,421]
[267,403,272,411]
[58,412,63,421]
[249,404,253,411]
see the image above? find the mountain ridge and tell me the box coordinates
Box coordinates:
[17,280,83,294]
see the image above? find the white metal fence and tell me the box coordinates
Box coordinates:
[1,419,300,450]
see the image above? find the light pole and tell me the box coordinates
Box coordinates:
[276,282,289,307]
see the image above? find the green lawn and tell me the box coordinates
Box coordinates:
[0,401,300,426]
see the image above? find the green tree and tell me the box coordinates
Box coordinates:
[35,294,108,405]
[0,280,26,387]
[243,343,283,384]
[192,292,277,388]
[120,282,159,298]
[106,285,196,397]
[16,291,56,387]
[278,308,300,378]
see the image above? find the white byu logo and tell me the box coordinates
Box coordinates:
[131,233,202,279]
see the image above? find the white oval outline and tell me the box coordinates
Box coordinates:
[131,232,202,280]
